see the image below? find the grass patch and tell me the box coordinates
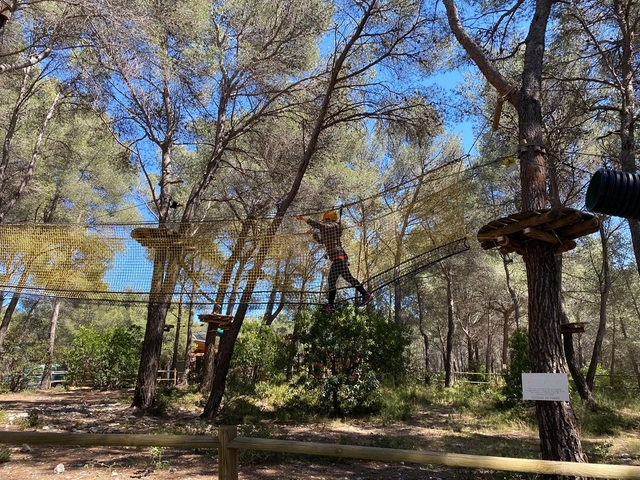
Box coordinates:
[150,384,206,416]
[0,446,10,463]
[574,391,640,436]
[217,395,265,424]
[155,420,216,436]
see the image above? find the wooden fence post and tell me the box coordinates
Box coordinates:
[218,425,238,480]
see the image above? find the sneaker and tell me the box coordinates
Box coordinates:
[322,304,335,313]
[360,293,373,307]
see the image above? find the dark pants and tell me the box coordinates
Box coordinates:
[327,258,367,304]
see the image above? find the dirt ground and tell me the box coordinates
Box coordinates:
[0,389,638,480]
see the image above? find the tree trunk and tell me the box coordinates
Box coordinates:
[586,223,611,391]
[39,300,61,391]
[179,298,195,385]
[485,313,492,374]
[132,248,182,411]
[620,316,640,388]
[502,253,521,329]
[518,1,588,470]
[609,316,616,388]
[171,288,184,373]
[0,293,20,357]
[416,282,431,385]
[443,263,455,388]
[524,243,587,468]
[394,278,402,325]
[612,0,640,277]
[200,218,255,394]
[501,308,511,371]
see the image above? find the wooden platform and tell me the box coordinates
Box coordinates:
[477,208,599,255]
[131,227,194,250]
[561,322,586,334]
[199,313,233,329]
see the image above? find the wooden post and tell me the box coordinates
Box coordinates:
[218,425,238,480]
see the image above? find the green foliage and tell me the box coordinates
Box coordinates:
[252,380,320,422]
[227,320,290,394]
[296,305,411,416]
[586,441,613,463]
[21,409,45,429]
[583,363,633,391]
[149,384,206,416]
[573,389,640,436]
[217,395,264,424]
[377,386,420,424]
[500,327,530,409]
[0,446,10,463]
[581,407,627,436]
[64,324,142,390]
[0,361,45,393]
[148,447,169,471]
[150,384,179,416]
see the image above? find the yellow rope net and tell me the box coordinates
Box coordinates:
[0,160,469,307]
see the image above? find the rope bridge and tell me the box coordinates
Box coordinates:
[0,161,469,308]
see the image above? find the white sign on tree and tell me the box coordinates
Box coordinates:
[521,373,570,401]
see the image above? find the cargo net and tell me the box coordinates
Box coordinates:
[0,161,469,308]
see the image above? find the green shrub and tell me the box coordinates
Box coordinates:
[0,446,10,463]
[227,320,291,395]
[64,324,142,389]
[499,327,530,409]
[148,446,169,470]
[21,409,45,429]
[296,304,410,417]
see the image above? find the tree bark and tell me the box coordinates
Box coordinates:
[620,316,640,388]
[502,254,521,326]
[171,287,184,373]
[416,281,431,385]
[442,263,455,387]
[132,247,182,410]
[609,316,616,388]
[179,297,195,385]
[40,300,61,391]
[586,223,611,391]
[612,0,640,277]
[0,293,20,357]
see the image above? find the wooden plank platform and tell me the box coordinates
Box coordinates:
[131,228,184,249]
[131,228,202,252]
[199,313,233,329]
[477,208,599,255]
[561,322,586,334]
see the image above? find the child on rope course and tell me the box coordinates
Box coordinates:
[297,210,373,312]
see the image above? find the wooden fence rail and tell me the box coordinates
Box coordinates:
[2,427,640,479]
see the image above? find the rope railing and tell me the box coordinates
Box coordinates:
[2,427,639,479]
